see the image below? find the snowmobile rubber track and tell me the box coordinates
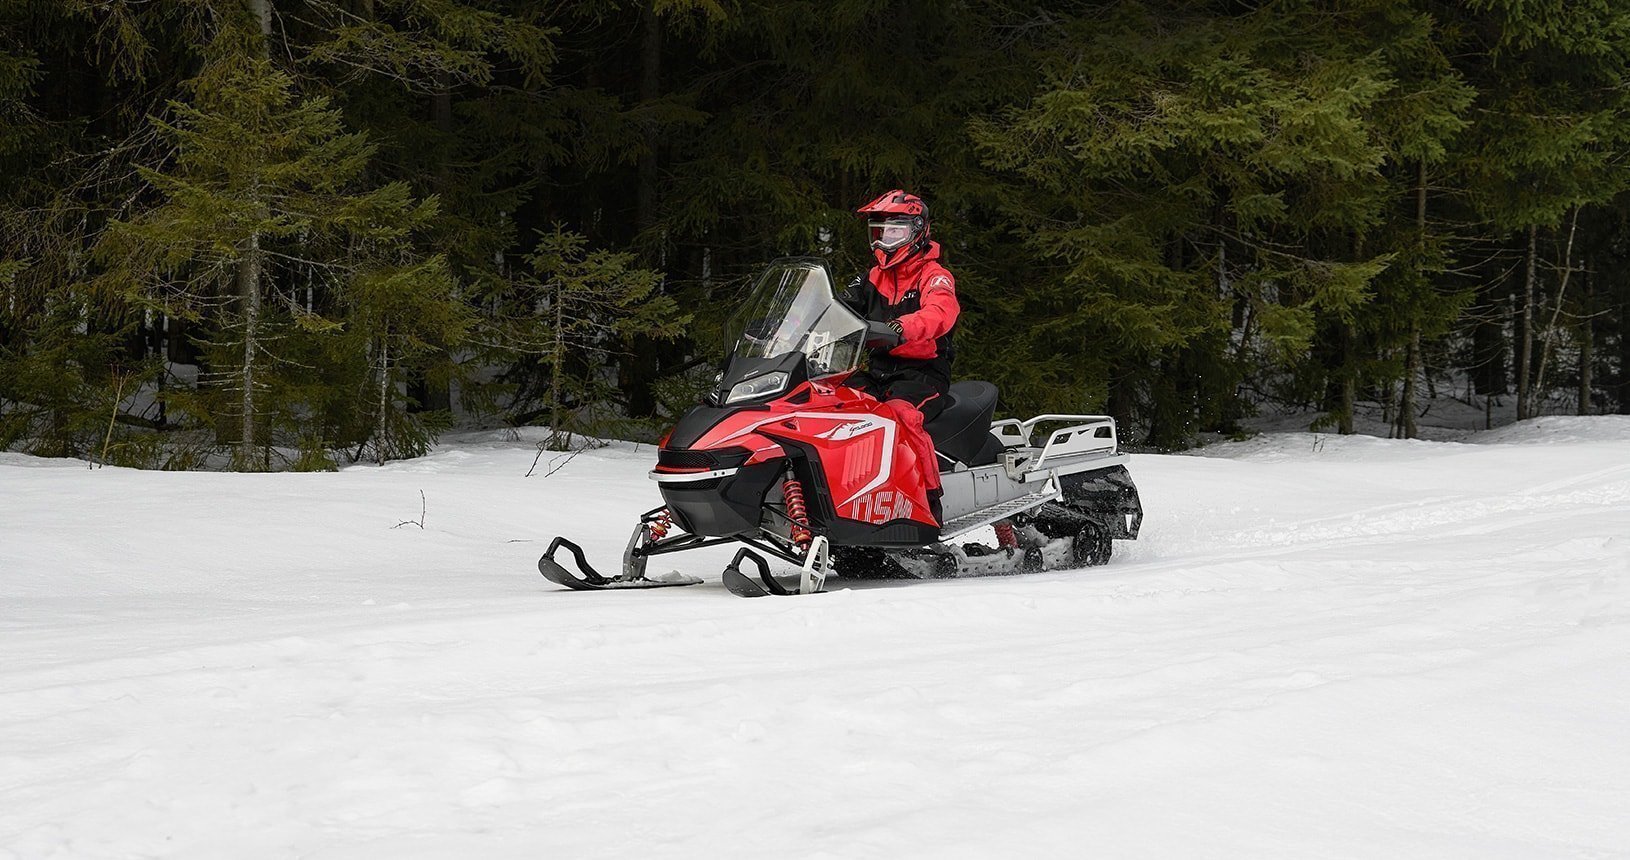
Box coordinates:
[721,552,1116,598]
[538,537,701,591]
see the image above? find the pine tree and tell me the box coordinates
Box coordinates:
[1456,0,1630,419]
[9,0,1630,466]
[477,227,687,450]
[97,23,452,469]
[0,12,154,460]
[967,2,1423,445]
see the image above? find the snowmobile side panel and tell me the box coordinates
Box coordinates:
[755,410,938,529]
[755,428,940,546]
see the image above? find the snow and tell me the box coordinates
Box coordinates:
[3,422,1628,858]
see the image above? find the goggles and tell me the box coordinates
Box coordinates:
[869,218,919,252]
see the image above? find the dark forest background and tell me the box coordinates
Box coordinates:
[3,0,1629,470]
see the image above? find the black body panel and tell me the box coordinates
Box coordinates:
[659,460,782,537]
[667,404,757,450]
[656,446,751,471]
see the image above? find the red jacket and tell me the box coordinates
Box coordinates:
[863,241,960,362]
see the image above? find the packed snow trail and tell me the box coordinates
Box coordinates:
[2,419,1628,858]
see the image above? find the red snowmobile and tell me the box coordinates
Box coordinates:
[538,258,1142,597]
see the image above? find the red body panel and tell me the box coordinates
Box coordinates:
[658,380,937,529]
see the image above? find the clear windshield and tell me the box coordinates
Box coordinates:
[725,260,865,379]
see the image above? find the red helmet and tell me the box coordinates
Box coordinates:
[857,189,930,269]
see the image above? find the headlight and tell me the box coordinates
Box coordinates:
[725,371,789,404]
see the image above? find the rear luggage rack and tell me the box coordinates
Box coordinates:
[991,414,1125,481]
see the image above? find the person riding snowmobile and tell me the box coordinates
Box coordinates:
[841,189,960,420]
[840,189,961,520]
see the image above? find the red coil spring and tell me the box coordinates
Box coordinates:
[647,509,673,541]
[783,480,812,551]
[994,520,1018,550]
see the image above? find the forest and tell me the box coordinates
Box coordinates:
[2,0,1628,470]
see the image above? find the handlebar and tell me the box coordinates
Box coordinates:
[864,320,903,350]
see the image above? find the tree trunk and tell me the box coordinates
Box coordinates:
[636,3,662,238]
[1338,230,1361,435]
[413,74,455,414]
[1534,207,1579,409]
[1517,226,1536,420]
[1472,300,1505,396]
[1395,161,1426,439]
[1339,322,1355,434]
[1106,360,1135,443]
[236,232,261,470]
[1619,265,1630,414]
[1579,259,1592,415]
[619,1,665,420]
[250,0,271,36]
[1397,329,1419,439]
[231,0,272,471]
[375,337,390,465]
[549,286,567,450]
[1381,370,1394,432]
[1232,300,1256,366]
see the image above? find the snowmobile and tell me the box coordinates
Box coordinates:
[537,258,1142,597]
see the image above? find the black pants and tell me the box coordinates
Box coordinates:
[844,368,949,422]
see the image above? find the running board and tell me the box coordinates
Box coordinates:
[937,476,1060,542]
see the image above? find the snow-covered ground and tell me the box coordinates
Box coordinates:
[3,418,1628,858]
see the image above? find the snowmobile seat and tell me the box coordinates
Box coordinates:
[925,380,1004,467]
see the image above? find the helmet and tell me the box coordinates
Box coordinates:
[857,189,929,269]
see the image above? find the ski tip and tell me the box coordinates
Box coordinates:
[721,568,772,598]
[538,555,597,590]
[539,555,701,591]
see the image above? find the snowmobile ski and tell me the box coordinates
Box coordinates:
[721,547,804,597]
[538,537,701,591]
[721,567,773,598]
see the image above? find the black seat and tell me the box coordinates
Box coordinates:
[924,380,1004,467]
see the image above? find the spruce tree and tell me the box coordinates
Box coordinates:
[967,2,1415,445]
[476,227,687,450]
[97,24,453,469]
[1457,0,1630,418]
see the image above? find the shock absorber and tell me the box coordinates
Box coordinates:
[647,508,674,541]
[994,519,1018,551]
[783,478,813,552]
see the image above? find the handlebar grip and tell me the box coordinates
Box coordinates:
[864,320,903,350]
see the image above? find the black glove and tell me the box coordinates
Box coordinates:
[887,319,903,336]
[839,274,868,313]
[865,319,903,350]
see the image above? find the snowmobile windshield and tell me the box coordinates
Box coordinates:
[725,260,866,380]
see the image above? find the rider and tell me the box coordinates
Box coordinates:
[840,189,960,420]
[840,189,960,521]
